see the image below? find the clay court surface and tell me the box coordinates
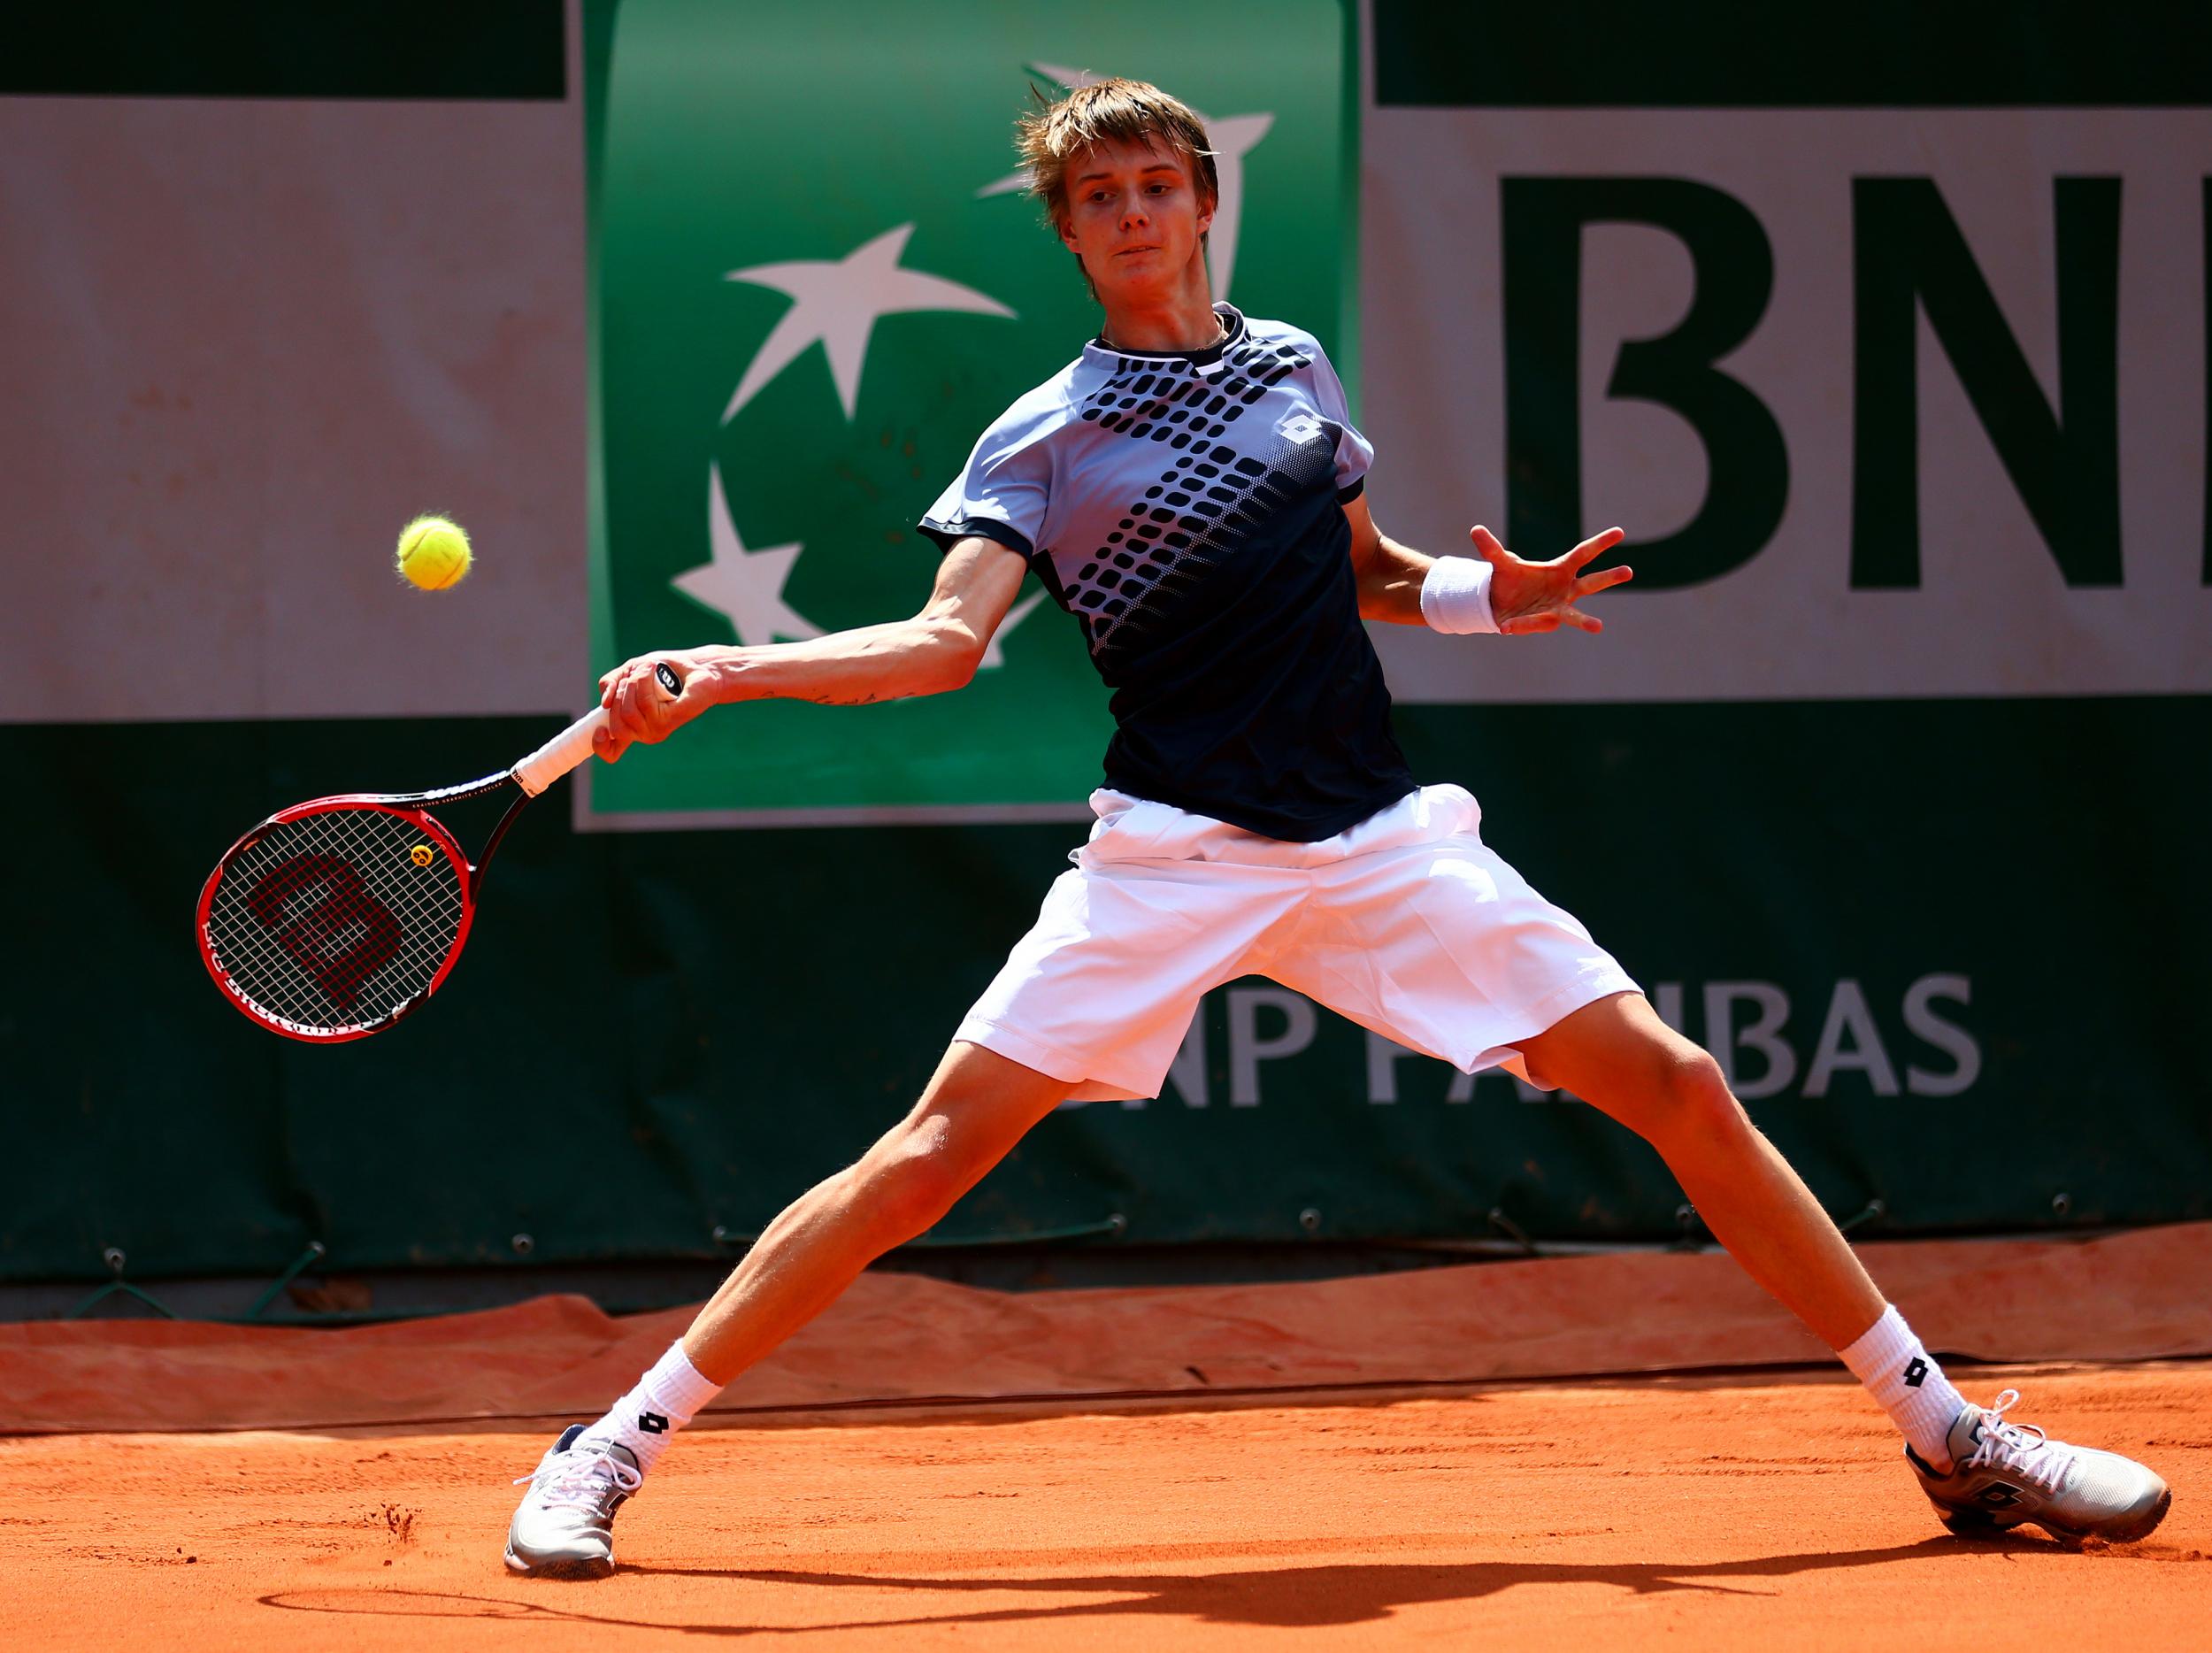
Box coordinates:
[9,1365,2208,1650]
[11,1228,2211,1649]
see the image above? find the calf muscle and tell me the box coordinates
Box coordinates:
[1518,994,1886,1350]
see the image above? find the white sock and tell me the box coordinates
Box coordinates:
[1839,1304,1969,1471]
[576,1341,721,1476]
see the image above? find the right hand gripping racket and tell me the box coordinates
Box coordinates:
[196,664,680,1042]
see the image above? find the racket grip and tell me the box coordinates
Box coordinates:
[512,709,607,796]
[511,663,684,797]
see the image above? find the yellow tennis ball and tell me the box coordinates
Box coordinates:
[396,515,473,591]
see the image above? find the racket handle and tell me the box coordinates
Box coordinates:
[511,709,607,796]
[511,662,684,797]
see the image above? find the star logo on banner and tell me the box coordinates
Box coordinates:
[672,463,825,646]
[981,590,1048,669]
[721,224,1014,422]
[976,62,1273,299]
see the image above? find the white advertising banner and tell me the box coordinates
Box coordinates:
[1362,109,2212,703]
[6,28,2207,723]
[0,94,588,725]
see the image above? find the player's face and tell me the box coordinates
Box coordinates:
[1057,139,1215,304]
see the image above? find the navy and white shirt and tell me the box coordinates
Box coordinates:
[919,304,1415,842]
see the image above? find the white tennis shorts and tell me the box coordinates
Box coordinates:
[956,784,1640,1101]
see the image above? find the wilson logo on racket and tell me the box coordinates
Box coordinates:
[246,856,403,1011]
[410,844,434,867]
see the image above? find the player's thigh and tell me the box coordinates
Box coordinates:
[962,850,1302,1102]
[1514,991,1736,1141]
[1278,809,1637,1075]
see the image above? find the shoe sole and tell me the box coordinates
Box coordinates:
[1938,1486,2172,1548]
[504,1544,614,1580]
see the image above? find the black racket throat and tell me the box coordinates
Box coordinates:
[376,766,520,810]
[471,788,534,894]
[356,769,534,893]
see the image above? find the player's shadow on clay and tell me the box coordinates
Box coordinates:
[261,1536,2070,1636]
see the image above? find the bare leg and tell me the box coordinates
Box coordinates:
[680,1040,1070,1386]
[1516,992,1885,1350]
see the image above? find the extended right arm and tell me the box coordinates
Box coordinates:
[594,536,1029,761]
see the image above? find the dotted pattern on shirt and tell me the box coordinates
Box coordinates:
[1064,336,1320,661]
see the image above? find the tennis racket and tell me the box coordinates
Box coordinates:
[196,663,681,1042]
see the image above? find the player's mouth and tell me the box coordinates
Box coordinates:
[1115,245,1161,258]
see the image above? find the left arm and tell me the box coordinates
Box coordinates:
[1344,492,1633,634]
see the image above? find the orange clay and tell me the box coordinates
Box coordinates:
[6,1365,2207,1652]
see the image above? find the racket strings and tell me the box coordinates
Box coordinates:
[205,807,467,1034]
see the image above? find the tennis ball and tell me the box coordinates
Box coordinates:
[396,515,472,591]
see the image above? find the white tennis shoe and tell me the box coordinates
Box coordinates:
[505,1425,641,1578]
[1908,1389,2170,1546]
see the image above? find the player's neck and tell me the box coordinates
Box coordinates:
[1097,285,1224,355]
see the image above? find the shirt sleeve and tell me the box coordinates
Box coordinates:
[1304,344,1375,501]
[918,409,1052,559]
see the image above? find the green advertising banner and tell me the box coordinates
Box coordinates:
[583,0,1356,824]
[10,696,2210,1288]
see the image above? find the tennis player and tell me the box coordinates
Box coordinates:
[508,81,2168,1574]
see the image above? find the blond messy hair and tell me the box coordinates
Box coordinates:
[1015,78,1218,231]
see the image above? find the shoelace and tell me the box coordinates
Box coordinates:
[512,1443,643,1510]
[1960,1390,2068,1494]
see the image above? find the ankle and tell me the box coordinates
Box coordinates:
[583,1339,725,1475]
[1839,1304,1967,1470]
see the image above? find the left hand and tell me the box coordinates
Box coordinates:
[1471,525,1633,634]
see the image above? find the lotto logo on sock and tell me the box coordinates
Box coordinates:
[638,1411,670,1434]
[1902,1357,1929,1388]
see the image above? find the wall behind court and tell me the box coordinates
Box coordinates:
[5,1,2208,1287]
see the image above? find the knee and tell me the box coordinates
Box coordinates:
[1638,1046,1751,1150]
[851,1114,973,1242]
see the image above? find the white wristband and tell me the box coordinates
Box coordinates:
[1419,556,1499,634]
